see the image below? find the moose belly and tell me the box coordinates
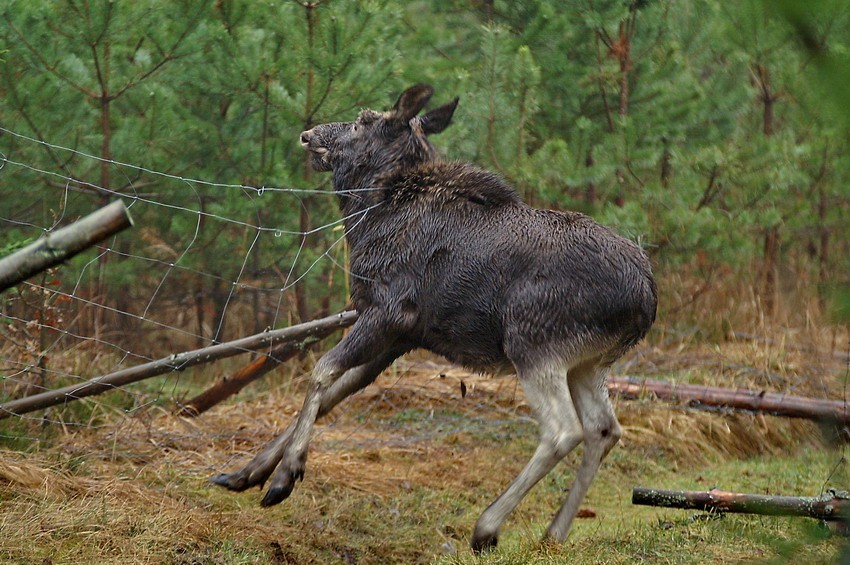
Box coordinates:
[419,313,513,375]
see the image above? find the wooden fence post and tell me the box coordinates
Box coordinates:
[0,200,133,292]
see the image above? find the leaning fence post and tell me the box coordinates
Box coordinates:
[0,200,133,292]
[0,310,359,420]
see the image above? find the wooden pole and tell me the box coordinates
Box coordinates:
[0,310,358,420]
[632,487,850,521]
[0,200,133,292]
[608,376,850,424]
[175,319,349,417]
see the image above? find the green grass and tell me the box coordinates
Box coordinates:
[433,447,845,564]
[4,414,844,564]
[2,330,848,564]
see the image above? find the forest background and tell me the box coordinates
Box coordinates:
[1,0,848,349]
[1,1,850,563]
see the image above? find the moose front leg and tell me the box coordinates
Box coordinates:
[258,355,344,505]
[261,318,400,506]
[210,347,401,494]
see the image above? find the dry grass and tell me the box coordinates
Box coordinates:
[1,277,849,563]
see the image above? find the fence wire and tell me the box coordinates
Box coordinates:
[0,125,537,470]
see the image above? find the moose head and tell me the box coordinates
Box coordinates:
[300,84,459,189]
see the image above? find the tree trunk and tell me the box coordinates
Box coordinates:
[659,137,672,189]
[616,6,637,119]
[93,59,113,340]
[594,32,616,134]
[762,90,775,136]
[762,225,779,316]
[753,63,776,137]
[585,150,597,206]
[818,183,829,287]
[295,0,319,324]
[618,31,631,118]
[194,283,206,348]
[753,62,780,314]
[480,0,494,23]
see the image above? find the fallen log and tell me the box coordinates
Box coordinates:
[175,320,348,417]
[632,487,850,522]
[608,376,850,424]
[0,200,133,292]
[0,310,358,420]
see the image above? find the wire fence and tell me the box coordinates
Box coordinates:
[0,123,542,478]
[1,123,847,490]
[0,124,380,434]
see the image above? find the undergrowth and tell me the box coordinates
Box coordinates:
[1,278,848,564]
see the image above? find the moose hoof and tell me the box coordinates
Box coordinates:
[261,484,294,507]
[261,468,305,507]
[209,472,253,492]
[470,531,498,554]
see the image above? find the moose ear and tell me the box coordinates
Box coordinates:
[390,84,434,124]
[420,97,459,135]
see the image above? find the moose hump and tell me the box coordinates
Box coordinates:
[379,161,521,208]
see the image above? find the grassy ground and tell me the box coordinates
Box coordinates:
[1,316,849,564]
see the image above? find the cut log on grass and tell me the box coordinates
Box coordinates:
[608,376,850,425]
[176,321,347,417]
[0,310,358,420]
[0,200,133,292]
[632,487,850,522]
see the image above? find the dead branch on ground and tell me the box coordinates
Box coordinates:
[632,486,850,522]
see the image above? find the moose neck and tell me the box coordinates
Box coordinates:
[331,131,439,239]
[333,167,384,217]
[329,164,386,251]
[333,157,435,219]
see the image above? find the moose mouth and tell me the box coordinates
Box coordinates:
[299,134,332,171]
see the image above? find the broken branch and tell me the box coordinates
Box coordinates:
[608,376,850,424]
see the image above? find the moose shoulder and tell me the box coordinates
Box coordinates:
[211,84,657,553]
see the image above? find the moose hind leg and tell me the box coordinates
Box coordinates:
[471,366,582,553]
[210,350,399,493]
[545,362,621,542]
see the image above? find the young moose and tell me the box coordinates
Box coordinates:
[211,84,657,551]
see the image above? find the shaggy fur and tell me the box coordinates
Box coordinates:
[211,84,657,552]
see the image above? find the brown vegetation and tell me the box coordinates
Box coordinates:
[0,275,847,563]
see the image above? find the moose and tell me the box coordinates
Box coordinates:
[211,84,657,551]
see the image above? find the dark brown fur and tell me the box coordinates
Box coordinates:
[212,85,656,552]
